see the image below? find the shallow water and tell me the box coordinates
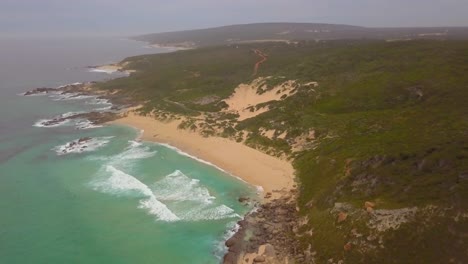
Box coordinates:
[0,36,256,263]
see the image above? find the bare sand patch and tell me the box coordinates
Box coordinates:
[223,78,298,121]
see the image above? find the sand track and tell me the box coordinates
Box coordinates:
[252,49,268,76]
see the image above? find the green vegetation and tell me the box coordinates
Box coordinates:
[96,39,468,263]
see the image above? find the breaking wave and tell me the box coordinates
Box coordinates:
[33,111,83,128]
[51,93,94,101]
[152,170,215,204]
[53,136,112,155]
[75,119,103,130]
[153,170,240,221]
[92,166,179,221]
[88,68,117,74]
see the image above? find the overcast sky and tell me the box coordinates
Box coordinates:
[1,0,468,36]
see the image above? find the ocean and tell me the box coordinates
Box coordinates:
[0,36,256,263]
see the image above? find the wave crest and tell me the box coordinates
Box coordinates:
[153,170,240,221]
[93,166,179,221]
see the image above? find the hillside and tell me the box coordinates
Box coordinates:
[95,39,468,263]
[134,22,468,48]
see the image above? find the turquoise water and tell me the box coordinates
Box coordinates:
[0,37,256,263]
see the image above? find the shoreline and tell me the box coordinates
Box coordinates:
[110,111,296,199]
[110,111,300,263]
[22,67,300,264]
[88,63,135,75]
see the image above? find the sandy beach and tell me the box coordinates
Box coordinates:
[90,63,136,74]
[111,111,295,198]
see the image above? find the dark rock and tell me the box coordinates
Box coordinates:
[223,252,238,264]
[78,137,92,143]
[238,197,250,203]
[24,87,60,96]
[225,237,237,248]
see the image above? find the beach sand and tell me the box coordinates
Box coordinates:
[110,111,295,198]
[91,63,136,74]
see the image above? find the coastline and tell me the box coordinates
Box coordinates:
[88,63,136,75]
[110,110,296,199]
[110,110,301,263]
[22,63,300,263]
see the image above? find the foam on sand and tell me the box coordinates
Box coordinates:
[93,166,179,221]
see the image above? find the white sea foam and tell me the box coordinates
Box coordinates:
[53,136,112,155]
[33,118,70,128]
[115,141,156,160]
[152,170,215,204]
[152,170,240,221]
[61,111,84,118]
[89,142,241,222]
[136,130,144,140]
[93,105,113,112]
[156,143,228,173]
[50,92,78,100]
[88,68,117,74]
[33,111,84,128]
[90,140,157,167]
[57,82,82,88]
[86,98,112,106]
[52,93,94,101]
[180,204,240,221]
[20,92,47,96]
[93,166,179,221]
[213,221,241,261]
[75,119,103,130]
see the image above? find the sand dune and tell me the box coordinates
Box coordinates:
[223,78,298,121]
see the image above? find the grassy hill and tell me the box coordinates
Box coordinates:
[135,22,468,48]
[96,39,468,263]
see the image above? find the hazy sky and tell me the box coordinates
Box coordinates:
[1,0,468,36]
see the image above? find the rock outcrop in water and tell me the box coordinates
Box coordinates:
[37,111,119,128]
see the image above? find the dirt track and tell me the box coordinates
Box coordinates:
[252,49,267,75]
